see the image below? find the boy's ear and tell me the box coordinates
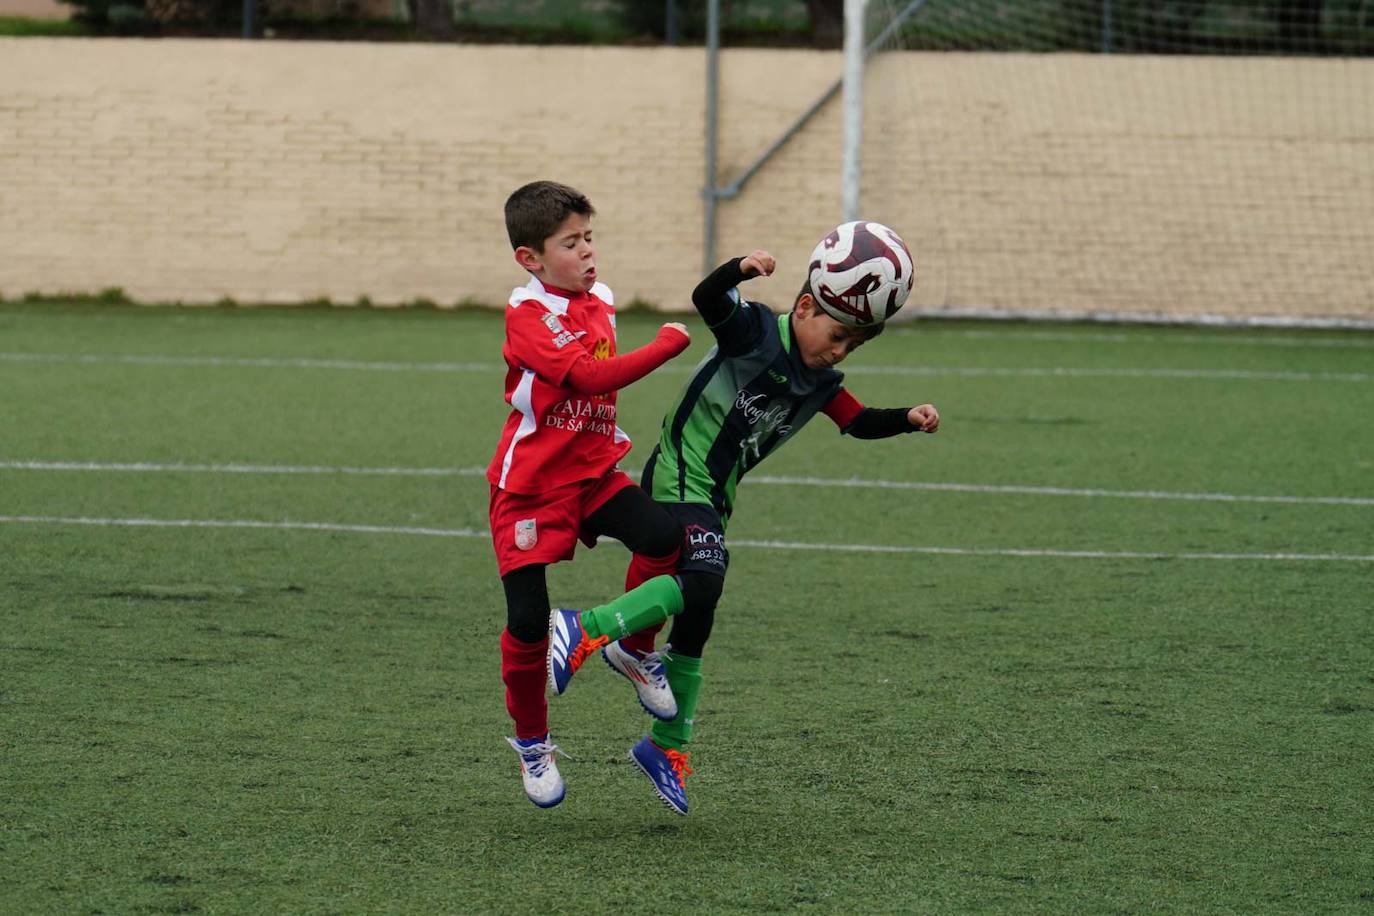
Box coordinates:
[513,245,542,273]
[794,292,817,320]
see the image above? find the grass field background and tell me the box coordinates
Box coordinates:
[2,301,1372,913]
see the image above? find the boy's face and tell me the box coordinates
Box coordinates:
[791,294,871,370]
[514,212,596,294]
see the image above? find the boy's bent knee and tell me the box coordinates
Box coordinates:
[675,570,723,614]
[502,564,550,643]
[641,524,683,561]
[667,571,720,658]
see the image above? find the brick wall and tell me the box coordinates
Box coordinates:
[0,0,68,19]
[1,39,1371,320]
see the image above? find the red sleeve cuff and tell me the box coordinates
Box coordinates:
[822,387,864,430]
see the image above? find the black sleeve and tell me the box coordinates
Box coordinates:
[692,257,760,354]
[842,407,919,440]
[692,257,748,323]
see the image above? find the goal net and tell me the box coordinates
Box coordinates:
[855,0,1374,324]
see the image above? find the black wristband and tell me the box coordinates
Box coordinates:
[843,407,917,440]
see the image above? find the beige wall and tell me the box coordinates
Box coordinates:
[1,38,1371,321]
[0,0,69,19]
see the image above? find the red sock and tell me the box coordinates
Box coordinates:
[501,628,548,740]
[619,551,677,655]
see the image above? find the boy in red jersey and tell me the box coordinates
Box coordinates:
[489,180,697,809]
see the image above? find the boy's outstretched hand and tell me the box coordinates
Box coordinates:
[741,250,776,278]
[662,321,689,336]
[659,322,691,350]
[909,404,940,433]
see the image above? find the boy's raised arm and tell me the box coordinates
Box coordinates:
[563,323,690,396]
[505,301,688,396]
[692,250,775,350]
[691,257,749,326]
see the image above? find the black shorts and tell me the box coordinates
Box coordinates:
[660,502,729,579]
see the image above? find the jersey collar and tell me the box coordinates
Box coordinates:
[509,275,573,315]
[507,276,615,316]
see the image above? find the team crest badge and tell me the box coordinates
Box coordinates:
[514,518,538,551]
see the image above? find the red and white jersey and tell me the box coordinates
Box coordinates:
[486,276,632,494]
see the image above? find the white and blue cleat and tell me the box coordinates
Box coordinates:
[506,734,566,808]
[602,640,678,721]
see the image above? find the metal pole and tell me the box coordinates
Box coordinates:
[666,0,678,46]
[1101,0,1113,52]
[841,0,867,221]
[703,0,720,274]
[716,0,929,200]
[242,0,254,38]
[702,0,926,261]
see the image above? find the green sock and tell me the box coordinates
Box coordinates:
[579,575,684,641]
[650,653,703,751]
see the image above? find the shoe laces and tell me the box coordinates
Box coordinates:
[507,736,567,778]
[637,645,670,686]
[664,747,693,787]
[569,632,610,673]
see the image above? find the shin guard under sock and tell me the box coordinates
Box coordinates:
[500,628,549,740]
[580,574,683,642]
[650,653,703,751]
[620,553,677,654]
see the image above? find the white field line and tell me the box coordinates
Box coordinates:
[837,365,1372,383]
[0,460,487,478]
[900,306,1374,331]
[742,474,1374,508]
[0,352,488,372]
[7,307,1371,345]
[0,515,483,538]
[3,460,1370,508]
[0,351,1368,383]
[1,514,1370,563]
[895,327,1374,349]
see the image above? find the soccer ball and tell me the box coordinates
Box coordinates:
[806,221,915,328]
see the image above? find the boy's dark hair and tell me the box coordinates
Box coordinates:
[792,280,885,340]
[504,181,595,252]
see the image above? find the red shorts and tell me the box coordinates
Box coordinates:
[489,469,637,576]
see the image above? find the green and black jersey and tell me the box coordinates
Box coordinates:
[641,260,845,522]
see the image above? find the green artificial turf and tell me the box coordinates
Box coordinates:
[2,302,1372,913]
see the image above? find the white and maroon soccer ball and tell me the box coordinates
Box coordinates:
[806,221,915,328]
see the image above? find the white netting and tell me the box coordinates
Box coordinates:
[850,0,1374,320]
[869,0,1374,55]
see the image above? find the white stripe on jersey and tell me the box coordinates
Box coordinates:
[600,281,623,436]
[497,369,539,489]
[591,281,615,306]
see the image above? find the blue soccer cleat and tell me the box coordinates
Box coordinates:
[630,735,692,816]
[602,640,678,721]
[547,607,608,696]
[506,734,566,808]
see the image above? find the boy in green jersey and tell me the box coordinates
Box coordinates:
[548,221,939,815]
